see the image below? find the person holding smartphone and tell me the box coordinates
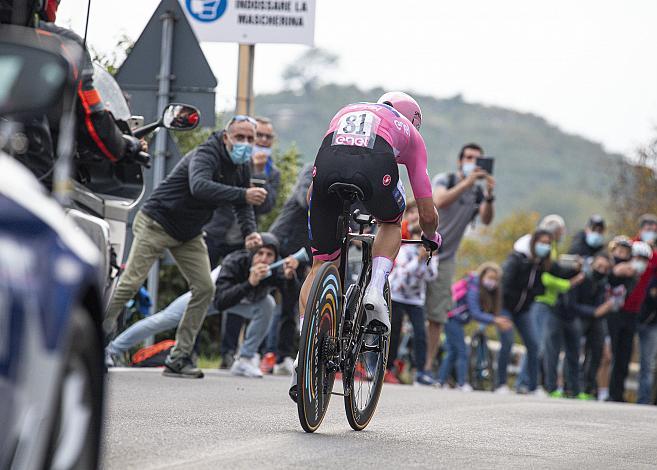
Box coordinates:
[425,143,495,375]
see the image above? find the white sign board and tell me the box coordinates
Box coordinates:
[179,0,315,45]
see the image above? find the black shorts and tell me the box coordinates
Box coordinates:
[309,133,406,261]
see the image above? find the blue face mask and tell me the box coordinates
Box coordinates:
[534,242,551,258]
[253,145,272,158]
[228,139,253,165]
[640,230,657,244]
[462,162,476,177]
[586,231,604,248]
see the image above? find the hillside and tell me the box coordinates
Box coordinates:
[255,84,623,227]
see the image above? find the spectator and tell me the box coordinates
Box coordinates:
[259,163,314,376]
[214,233,300,378]
[103,115,264,379]
[426,143,495,375]
[632,214,657,404]
[540,262,587,398]
[567,253,614,400]
[515,213,567,392]
[205,116,279,268]
[606,238,654,402]
[401,199,420,239]
[499,229,553,394]
[437,262,513,390]
[388,224,439,386]
[569,215,606,258]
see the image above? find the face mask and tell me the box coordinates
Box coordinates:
[631,259,648,275]
[462,162,476,177]
[613,256,630,265]
[482,279,497,291]
[253,145,272,158]
[534,242,551,259]
[640,231,657,244]
[227,136,253,165]
[586,232,604,248]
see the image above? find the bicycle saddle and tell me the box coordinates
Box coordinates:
[328,182,365,202]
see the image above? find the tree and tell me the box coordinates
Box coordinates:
[282,48,339,93]
[257,143,301,231]
[89,34,133,75]
[609,136,657,234]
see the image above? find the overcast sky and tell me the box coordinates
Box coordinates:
[58,0,657,155]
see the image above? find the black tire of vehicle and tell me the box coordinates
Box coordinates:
[297,263,342,433]
[43,304,104,470]
[343,281,391,431]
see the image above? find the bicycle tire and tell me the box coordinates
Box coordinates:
[297,263,342,433]
[468,332,495,391]
[343,281,391,431]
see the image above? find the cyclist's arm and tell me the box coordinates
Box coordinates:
[416,197,438,238]
[404,129,438,238]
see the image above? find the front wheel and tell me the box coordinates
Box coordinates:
[297,263,342,433]
[343,281,391,431]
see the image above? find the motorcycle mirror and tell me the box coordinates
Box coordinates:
[0,28,71,117]
[162,104,200,131]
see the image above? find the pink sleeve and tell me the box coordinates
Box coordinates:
[404,128,432,199]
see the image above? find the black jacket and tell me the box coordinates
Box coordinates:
[141,131,256,242]
[502,251,546,314]
[639,277,657,325]
[557,274,608,321]
[203,163,280,242]
[270,163,313,258]
[568,230,603,258]
[213,249,300,311]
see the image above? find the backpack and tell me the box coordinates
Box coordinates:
[447,274,475,322]
[131,339,176,367]
[446,173,484,223]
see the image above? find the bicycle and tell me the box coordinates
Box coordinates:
[296,182,435,433]
[468,323,495,391]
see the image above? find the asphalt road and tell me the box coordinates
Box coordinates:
[102,368,657,469]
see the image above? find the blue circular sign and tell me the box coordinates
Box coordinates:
[185,0,228,23]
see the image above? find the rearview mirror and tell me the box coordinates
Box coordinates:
[162,104,200,131]
[0,37,70,116]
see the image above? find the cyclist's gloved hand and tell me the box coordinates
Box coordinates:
[421,232,442,253]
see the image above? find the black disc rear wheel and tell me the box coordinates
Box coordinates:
[343,282,391,431]
[297,263,342,433]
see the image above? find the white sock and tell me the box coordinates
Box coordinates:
[369,256,393,295]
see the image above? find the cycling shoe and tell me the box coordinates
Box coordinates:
[362,286,390,335]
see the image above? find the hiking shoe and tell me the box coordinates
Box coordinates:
[273,356,295,376]
[549,390,565,399]
[260,352,277,374]
[494,385,511,395]
[415,372,437,386]
[457,383,473,392]
[219,352,235,370]
[362,286,390,335]
[384,369,400,384]
[163,355,204,379]
[230,357,263,378]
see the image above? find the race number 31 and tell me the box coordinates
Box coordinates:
[332,111,378,148]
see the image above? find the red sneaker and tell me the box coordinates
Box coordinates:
[384,369,400,384]
[260,352,276,373]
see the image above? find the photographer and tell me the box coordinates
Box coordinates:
[425,143,495,374]
[214,233,299,378]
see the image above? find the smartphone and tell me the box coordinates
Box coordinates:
[558,254,581,271]
[476,157,494,175]
[250,178,267,187]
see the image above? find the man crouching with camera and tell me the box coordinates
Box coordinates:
[214,233,300,378]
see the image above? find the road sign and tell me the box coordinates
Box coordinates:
[179,0,316,45]
[116,0,217,127]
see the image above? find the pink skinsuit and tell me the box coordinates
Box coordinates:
[324,102,433,200]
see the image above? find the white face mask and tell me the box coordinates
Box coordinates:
[462,162,476,177]
[631,259,648,275]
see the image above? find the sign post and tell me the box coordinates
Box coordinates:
[236,44,255,115]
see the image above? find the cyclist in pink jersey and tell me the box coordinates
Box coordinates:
[300,91,441,335]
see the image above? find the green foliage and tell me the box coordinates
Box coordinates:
[255,84,623,228]
[89,34,133,75]
[258,143,301,231]
[456,211,540,279]
[282,48,339,93]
